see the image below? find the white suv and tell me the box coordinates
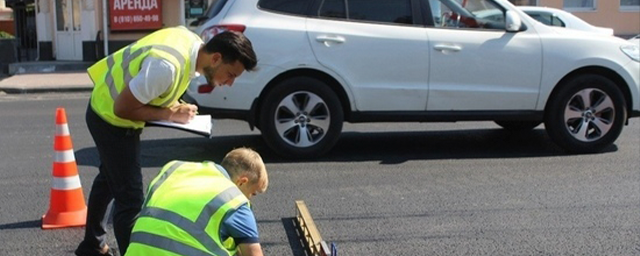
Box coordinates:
[184,0,640,158]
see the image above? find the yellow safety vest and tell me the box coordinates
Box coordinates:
[88,26,202,129]
[126,161,249,256]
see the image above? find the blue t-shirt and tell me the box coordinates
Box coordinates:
[216,164,260,244]
[220,204,259,244]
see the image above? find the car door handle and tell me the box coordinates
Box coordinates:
[434,44,462,53]
[316,35,345,47]
[316,35,345,43]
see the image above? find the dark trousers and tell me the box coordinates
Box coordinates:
[77,104,143,256]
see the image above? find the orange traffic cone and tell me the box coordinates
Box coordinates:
[42,107,87,229]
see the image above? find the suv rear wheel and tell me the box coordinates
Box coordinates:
[259,77,343,158]
[544,74,627,153]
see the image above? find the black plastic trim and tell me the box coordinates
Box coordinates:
[347,110,544,123]
[188,101,545,124]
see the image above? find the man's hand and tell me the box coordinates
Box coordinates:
[168,103,198,124]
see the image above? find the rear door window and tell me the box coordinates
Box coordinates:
[318,0,346,19]
[259,0,314,15]
[349,0,413,24]
[317,0,415,25]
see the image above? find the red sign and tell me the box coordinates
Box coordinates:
[110,0,163,31]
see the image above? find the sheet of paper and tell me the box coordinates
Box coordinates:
[147,115,212,137]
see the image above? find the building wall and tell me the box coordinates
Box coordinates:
[37,0,190,61]
[538,0,640,36]
[0,20,13,35]
[0,0,13,35]
[97,0,185,41]
[0,0,12,21]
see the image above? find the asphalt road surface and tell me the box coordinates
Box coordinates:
[0,92,638,256]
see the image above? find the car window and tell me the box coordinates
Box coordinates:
[426,0,505,30]
[317,0,413,25]
[190,0,225,26]
[259,0,313,15]
[526,12,566,27]
[348,0,413,25]
[318,0,346,19]
[203,0,226,19]
[549,16,565,27]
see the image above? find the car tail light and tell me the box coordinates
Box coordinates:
[198,84,215,94]
[201,24,246,43]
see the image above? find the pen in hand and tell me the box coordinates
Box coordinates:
[179,99,199,115]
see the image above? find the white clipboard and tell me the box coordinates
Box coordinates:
[147,115,213,138]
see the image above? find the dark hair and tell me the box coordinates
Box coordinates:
[203,31,257,71]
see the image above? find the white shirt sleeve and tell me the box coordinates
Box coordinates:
[128,56,176,104]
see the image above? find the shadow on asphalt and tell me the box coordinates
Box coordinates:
[0,220,41,230]
[74,128,617,168]
[279,217,311,256]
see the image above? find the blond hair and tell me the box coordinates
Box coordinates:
[221,147,268,191]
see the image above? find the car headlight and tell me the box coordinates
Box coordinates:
[621,44,640,62]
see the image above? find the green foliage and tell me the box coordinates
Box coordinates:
[0,31,13,39]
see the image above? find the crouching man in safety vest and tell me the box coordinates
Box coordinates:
[125,147,269,256]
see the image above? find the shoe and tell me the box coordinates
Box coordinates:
[74,245,115,256]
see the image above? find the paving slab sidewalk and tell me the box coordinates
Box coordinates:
[0,72,93,94]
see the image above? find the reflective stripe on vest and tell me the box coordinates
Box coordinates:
[128,161,247,256]
[136,186,242,256]
[89,26,199,129]
[130,231,213,256]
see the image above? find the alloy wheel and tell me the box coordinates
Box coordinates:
[562,88,614,142]
[274,91,330,147]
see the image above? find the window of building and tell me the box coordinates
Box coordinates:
[620,0,640,11]
[564,0,596,10]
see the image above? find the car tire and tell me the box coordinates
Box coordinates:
[259,77,343,158]
[495,120,542,131]
[544,74,627,153]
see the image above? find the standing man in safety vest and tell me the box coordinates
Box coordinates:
[125,147,269,256]
[75,26,257,256]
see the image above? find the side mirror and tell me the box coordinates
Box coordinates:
[505,10,522,32]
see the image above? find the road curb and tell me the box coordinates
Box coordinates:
[0,72,94,95]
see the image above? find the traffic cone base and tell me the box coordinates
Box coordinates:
[42,208,87,229]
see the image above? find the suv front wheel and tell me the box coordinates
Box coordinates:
[544,74,627,153]
[259,77,344,158]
